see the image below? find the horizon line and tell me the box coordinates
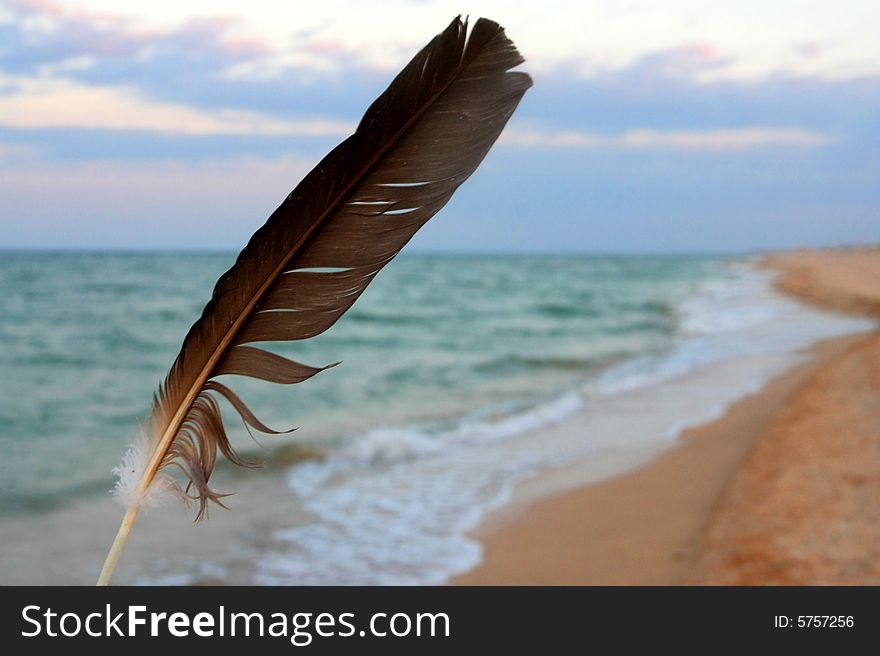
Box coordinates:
[0,245,771,257]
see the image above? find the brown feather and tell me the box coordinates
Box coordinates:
[132,16,531,519]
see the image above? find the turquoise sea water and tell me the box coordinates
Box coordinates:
[0,252,726,516]
[2,251,877,585]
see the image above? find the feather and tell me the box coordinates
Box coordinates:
[97,15,531,585]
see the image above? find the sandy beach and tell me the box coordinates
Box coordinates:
[455,247,880,585]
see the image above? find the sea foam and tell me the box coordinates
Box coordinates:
[249,265,875,585]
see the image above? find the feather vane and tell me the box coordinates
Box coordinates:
[98,15,531,585]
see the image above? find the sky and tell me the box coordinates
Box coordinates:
[0,0,878,253]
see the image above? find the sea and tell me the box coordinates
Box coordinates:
[0,252,874,584]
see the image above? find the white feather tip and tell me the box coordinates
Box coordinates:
[111,431,177,511]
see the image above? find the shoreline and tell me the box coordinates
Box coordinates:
[687,331,880,584]
[2,250,876,585]
[454,249,880,585]
[452,336,860,584]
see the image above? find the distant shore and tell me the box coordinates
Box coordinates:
[454,247,880,585]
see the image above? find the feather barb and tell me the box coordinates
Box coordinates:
[97,15,531,585]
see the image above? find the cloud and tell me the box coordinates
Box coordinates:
[0,141,40,160]
[503,127,831,152]
[0,154,310,196]
[619,127,831,151]
[2,0,274,76]
[5,0,880,91]
[597,43,735,83]
[0,74,354,136]
[793,42,824,59]
[0,155,316,248]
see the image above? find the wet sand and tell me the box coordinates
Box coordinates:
[455,248,880,585]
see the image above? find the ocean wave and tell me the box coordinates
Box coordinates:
[6,253,876,585]
[474,353,618,375]
[251,263,875,585]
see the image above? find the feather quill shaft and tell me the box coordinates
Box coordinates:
[97,16,531,585]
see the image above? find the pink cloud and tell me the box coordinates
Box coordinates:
[221,34,274,58]
[794,42,824,59]
[9,0,276,62]
[306,39,348,56]
[0,76,354,136]
[11,0,129,30]
[542,42,736,85]
[634,43,731,77]
[174,16,275,58]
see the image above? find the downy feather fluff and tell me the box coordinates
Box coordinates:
[103,15,530,579]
